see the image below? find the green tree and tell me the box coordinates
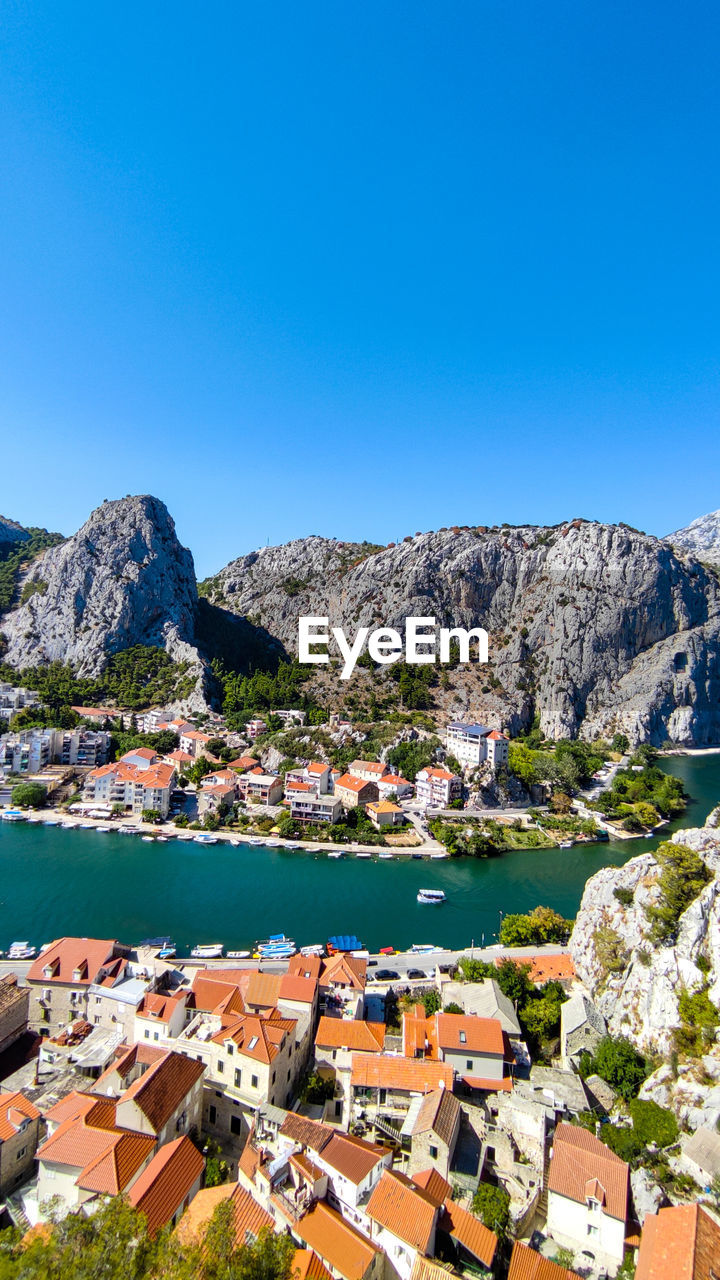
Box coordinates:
[471,1182,510,1239]
[456,956,496,982]
[141,808,161,824]
[494,959,534,1007]
[646,841,711,943]
[10,781,47,809]
[499,905,572,946]
[628,1098,678,1148]
[422,989,442,1015]
[579,1035,647,1101]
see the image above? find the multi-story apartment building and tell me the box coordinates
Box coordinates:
[0,728,111,773]
[445,722,509,768]
[415,766,461,809]
[85,750,176,817]
[289,793,342,825]
[26,937,131,1036]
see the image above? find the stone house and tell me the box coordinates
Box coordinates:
[546,1122,629,1273]
[560,992,607,1069]
[0,1091,41,1197]
[401,1086,461,1179]
[26,937,131,1037]
[0,974,29,1053]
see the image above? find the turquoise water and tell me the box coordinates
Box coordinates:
[1,754,719,955]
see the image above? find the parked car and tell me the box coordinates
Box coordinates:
[375,969,400,981]
[407,968,428,980]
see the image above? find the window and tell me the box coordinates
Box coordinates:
[587,1224,598,1237]
[16,1147,27,1160]
[154,1031,159,1041]
[429,1144,438,1160]
[459,1030,466,1043]
[227,1044,234,1055]
[217,1059,224,1074]
[251,1074,259,1089]
[209,1105,217,1125]
[234,1069,242,1087]
[466,1060,473,1070]
[230,1115,242,1136]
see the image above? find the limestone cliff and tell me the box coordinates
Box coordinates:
[570,811,720,1126]
[667,509,720,568]
[0,496,199,676]
[211,521,720,745]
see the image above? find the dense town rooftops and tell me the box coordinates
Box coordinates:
[334,773,375,793]
[38,1097,156,1194]
[412,1168,452,1206]
[548,1122,629,1223]
[319,1132,387,1185]
[349,761,387,774]
[438,1197,498,1267]
[409,1088,461,1146]
[211,1011,296,1063]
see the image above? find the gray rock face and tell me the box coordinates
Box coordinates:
[570,819,720,1057]
[0,496,198,676]
[214,521,720,745]
[630,1167,668,1224]
[0,516,30,546]
[667,509,720,567]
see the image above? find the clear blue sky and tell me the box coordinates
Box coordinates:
[2,2,719,577]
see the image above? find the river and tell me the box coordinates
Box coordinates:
[1,753,719,955]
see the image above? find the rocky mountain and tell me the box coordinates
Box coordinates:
[0,496,200,677]
[211,520,720,745]
[0,516,30,547]
[570,810,720,1127]
[666,508,720,568]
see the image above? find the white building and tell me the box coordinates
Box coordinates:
[85,750,176,817]
[445,723,509,769]
[546,1122,629,1273]
[415,767,461,810]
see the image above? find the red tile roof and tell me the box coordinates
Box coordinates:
[315,1017,385,1053]
[494,953,576,983]
[334,774,376,793]
[351,1053,454,1092]
[28,938,124,985]
[118,1050,205,1134]
[508,1241,579,1279]
[0,1091,40,1142]
[136,991,186,1024]
[412,1168,452,1206]
[435,1012,505,1056]
[211,1011,295,1063]
[129,1135,204,1235]
[319,1132,387,1185]
[548,1122,629,1223]
[294,1201,381,1280]
[635,1203,720,1280]
[439,1197,498,1267]
[367,1170,437,1253]
[278,973,317,1004]
[176,1182,273,1246]
[293,1249,333,1280]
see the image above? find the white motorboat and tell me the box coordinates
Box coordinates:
[378,852,394,860]
[43,819,59,826]
[7,942,36,960]
[417,889,446,905]
[1,810,25,822]
[409,943,441,953]
[95,826,111,834]
[327,850,344,859]
[142,836,155,843]
[300,944,325,957]
[356,851,372,859]
[191,943,224,959]
[156,836,169,842]
[194,834,218,845]
[558,840,573,848]
[227,950,251,959]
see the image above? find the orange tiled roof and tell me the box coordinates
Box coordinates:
[28,937,124,986]
[0,1091,40,1142]
[136,991,186,1023]
[293,1249,333,1280]
[367,1169,437,1253]
[294,1201,380,1280]
[92,1042,166,1094]
[320,953,367,990]
[129,1135,204,1235]
[278,973,317,1004]
[548,1122,629,1223]
[176,1182,273,1246]
[307,762,330,775]
[349,760,387,775]
[119,1051,205,1133]
[351,1053,454,1092]
[367,801,403,814]
[417,767,455,781]
[280,1113,335,1153]
[439,1197,497,1267]
[211,1011,295,1063]
[315,1016,384,1053]
[288,954,322,981]
[412,1168,452,1207]
[435,1011,505,1056]
[635,1202,720,1280]
[508,1241,579,1279]
[245,972,282,1008]
[494,953,576,983]
[38,1098,156,1194]
[227,756,259,770]
[77,1130,156,1193]
[319,1132,387,1186]
[335,774,376,793]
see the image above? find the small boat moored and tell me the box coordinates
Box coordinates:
[7,942,37,960]
[190,943,224,959]
[227,950,251,959]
